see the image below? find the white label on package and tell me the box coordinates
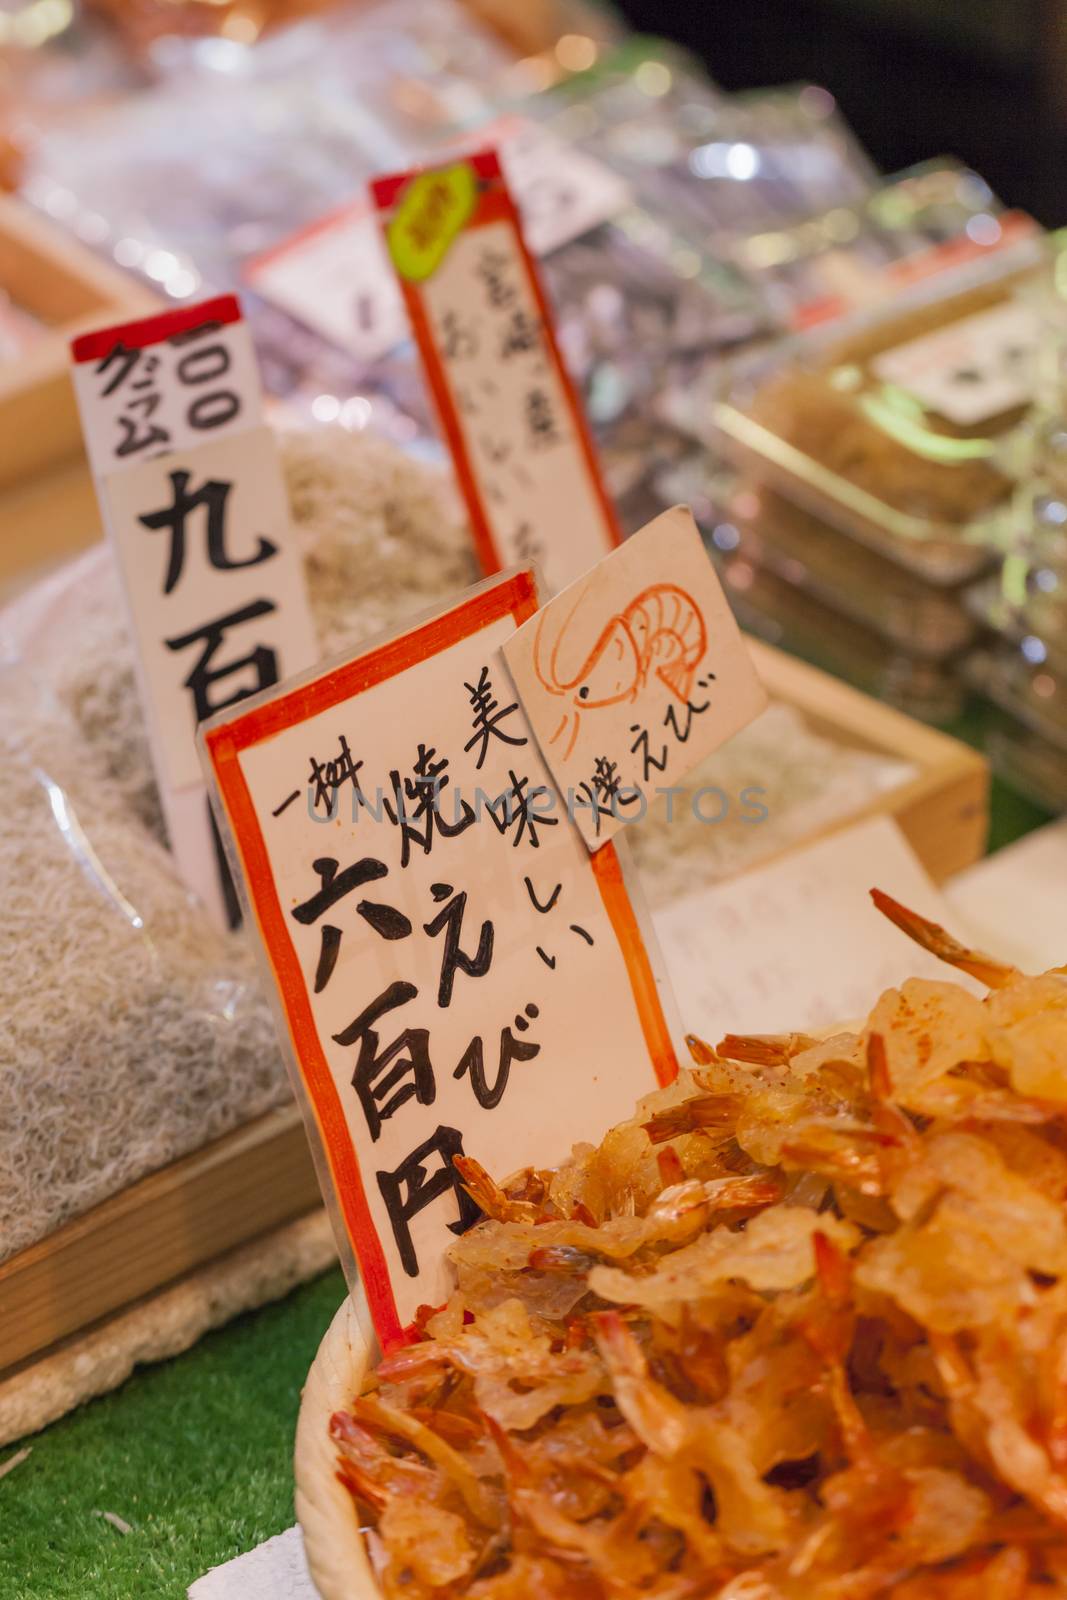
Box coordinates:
[200,568,678,1346]
[72,295,262,477]
[871,300,1040,426]
[495,117,632,258]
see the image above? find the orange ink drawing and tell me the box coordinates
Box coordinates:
[533,583,708,758]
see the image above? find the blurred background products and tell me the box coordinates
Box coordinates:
[3,0,1067,792]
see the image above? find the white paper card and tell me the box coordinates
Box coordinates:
[99,421,317,928]
[246,204,408,369]
[72,296,319,931]
[872,301,1040,426]
[201,569,678,1344]
[72,297,262,478]
[503,507,768,851]
[654,814,981,1042]
[188,1526,320,1600]
[99,426,316,795]
[419,216,612,590]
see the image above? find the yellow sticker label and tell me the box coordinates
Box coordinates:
[387,165,479,282]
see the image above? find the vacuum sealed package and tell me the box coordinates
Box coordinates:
[711,230,1052,586]
[19,0,515,445]
[718,547,967,720]
[734,158,1022,327]
[543,43,876,253]
[723,481,980,660]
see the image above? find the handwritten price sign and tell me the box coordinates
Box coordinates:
[200,569,678,1346]
[72,296,317,929]
[373,151,621,597]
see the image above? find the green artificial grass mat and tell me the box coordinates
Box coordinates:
[0,1266,347,1600]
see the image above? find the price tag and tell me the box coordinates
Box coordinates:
[199,568,679,1346]
[373,150,621,597]
[72,297,318,931]
[502,506,768,853]
[72,295,262,478]
[491,115,633,259]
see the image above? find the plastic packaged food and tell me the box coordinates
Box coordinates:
[967,640,1067,753]
[544,47,876,251]
[726,481,979,659]
[734,158,1015,326]
[719,550,967,720]
[713,233,1050,585]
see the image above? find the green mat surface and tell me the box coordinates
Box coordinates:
[1,1268,346,1600]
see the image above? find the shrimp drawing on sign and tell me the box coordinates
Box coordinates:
[533,583,708,759]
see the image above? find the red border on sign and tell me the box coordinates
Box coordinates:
[71,294,242,363]
[204,569,676,1349]
[371,150,622,579]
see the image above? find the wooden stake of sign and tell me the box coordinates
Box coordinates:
[372,152,622,598]
[200,568,678,1348]
[70,295,318,931]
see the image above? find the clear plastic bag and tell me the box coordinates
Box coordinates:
[0,659,285,1263]
[0,425,481,1262]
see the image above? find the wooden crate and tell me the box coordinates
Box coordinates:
[749,638,989,882]
[0,638,987,1379]
[0,195,156,588]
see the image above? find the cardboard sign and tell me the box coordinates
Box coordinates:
[200,568,678,1346]
[502,506,768,851]
[372,150,621,597]
[244,121,629,369]
[72,297,318,931]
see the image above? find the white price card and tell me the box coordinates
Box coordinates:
[503,506,768,852]
[654,814,983,1044]
[372,151,621,597]
[72,295,263,477]
[72,296,318,931]
[200,568,679,1347]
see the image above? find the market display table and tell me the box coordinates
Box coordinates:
[0,729,1053,1600]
